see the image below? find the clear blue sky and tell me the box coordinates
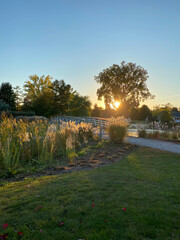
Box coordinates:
[0,0,180,109]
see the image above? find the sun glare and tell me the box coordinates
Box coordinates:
[114,101,120,108]
[110,101,120,109]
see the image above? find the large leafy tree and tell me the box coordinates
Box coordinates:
[24,74,52,101]
[95,61,154,108]
[67,93,91,116]
[23,75,53,115]
[0,82,16,110]
[51,80,73,115]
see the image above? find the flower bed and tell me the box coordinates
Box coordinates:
[0,114,94,177]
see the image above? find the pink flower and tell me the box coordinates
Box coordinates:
[36,206,43,211]
[59,222,64,226]
[123,207,126,212]
[40,229,42,233]
[2,223,8,229]
[92,203,95,207]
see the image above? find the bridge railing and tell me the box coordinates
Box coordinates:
[50,116,108,128]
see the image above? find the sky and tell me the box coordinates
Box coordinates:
[0,0,180,109]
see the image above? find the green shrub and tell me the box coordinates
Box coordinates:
[138,129,147,138]
[109,125,127,143]
[107,117,129,143]
[0,111,35,117]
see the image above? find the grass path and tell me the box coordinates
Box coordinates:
[0,147,180,240]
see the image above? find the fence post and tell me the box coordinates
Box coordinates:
[100,125,102,139]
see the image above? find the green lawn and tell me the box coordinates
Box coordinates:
[0,147,180,240]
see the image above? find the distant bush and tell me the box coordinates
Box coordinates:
[0,111,35,117]
[138,129,180,142]
[138,129,147,138]
[0,100,11,111]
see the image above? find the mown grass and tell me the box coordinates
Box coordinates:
[0,147,180,240]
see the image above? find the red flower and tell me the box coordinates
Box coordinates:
[17,232,24,236]
[36,206,43,211]
[92,203,95,207]
[0,234,8,240]
[123,207,126,212]
[2,223,8,229]
[59,222,64,226]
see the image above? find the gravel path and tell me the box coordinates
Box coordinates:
[124,136,180,154]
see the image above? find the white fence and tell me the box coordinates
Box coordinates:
[50,116,108,128]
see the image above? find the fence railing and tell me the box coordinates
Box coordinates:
[50,116,108,128]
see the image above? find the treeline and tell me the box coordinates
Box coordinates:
[0,75,91,117]
[91,103,153,120]
[0,74,179,122]
[91,103,179,123]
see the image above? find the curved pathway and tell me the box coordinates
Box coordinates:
[124,136,180,154]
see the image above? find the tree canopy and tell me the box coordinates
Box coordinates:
[0,82,16,110]
[67,93,91,116]
[24,74,52,101]
[95,61,154,108]
[51,80,73,115]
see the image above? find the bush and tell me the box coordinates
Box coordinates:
[138,129,147,138]
[0,100,11,111]
[0,111,35,117]
[107,116,129,143]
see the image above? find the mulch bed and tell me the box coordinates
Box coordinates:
[1,143,138,183]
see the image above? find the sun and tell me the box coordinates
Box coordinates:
[110,101,120,109]
[114,101,120,108]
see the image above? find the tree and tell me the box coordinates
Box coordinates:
[23,75,53,115]
[171,107,178,112]
[159,104,173,124]
[67,93,91,116]
[51,80,73,115]
[14,86,24,111]
[159,110,173,124]
[24,74,52,101]
[31,91,54,117]
[139,105,152,121]
[130,107,139,120]
[151,105,161,121]
[116,102,131,117]
[0,82,16,110]
[95,61,154,108]
[91,104,103,117]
